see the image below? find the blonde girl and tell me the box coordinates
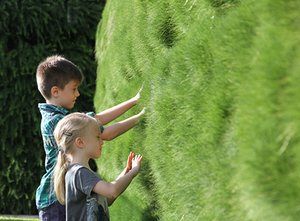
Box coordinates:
[53,112,142,220]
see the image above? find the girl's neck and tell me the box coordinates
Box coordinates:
[69,153,90,169]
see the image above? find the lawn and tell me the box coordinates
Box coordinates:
[0,216,38,221]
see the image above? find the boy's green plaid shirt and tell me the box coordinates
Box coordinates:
[35,103,69,209]
[35,103,101,209]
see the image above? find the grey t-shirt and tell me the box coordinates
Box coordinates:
[65,164,110,221]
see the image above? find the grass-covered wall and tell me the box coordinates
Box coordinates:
[94,0,300,220]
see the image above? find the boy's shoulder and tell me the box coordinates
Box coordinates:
[38,103,69,133]
[38,103,69,116]
[41,113,65,134]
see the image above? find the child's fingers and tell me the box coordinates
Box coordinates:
[127,152,134,168]
[133,154,142,161]
[132,155,138,162]
[130,152,134,161]
[127,151,132,161]
[138,108,146,116]
[137,155,143,162]
[139,83,144,93]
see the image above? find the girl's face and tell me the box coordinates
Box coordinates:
[84,122,104,159]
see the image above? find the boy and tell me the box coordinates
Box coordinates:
[35,55,144,220]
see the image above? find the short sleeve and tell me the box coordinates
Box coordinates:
[75,167,101,197]
[85,112,105,133]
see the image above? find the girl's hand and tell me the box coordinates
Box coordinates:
[132,84,144,104]
[131,154,143,176]
[125,151,135,173]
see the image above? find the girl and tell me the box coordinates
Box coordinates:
[53,112,142,220]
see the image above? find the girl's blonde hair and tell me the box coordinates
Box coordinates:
[53,112,98,204]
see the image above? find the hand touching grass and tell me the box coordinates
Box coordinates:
[131,154,143,176]
[132,84,144,104]
[125,151,135,173]
[125,151,142,176]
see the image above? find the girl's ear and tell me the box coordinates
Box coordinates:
[51,86,60,98]
[74,137,85,149]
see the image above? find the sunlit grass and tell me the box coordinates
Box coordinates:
[94,0,300,220]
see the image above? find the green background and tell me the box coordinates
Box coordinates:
[0,0,104,214]
[94,0,300,220]
[0,0,299,220]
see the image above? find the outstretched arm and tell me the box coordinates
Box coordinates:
[95,85,143,125]
[93,153,143,206]
[106,152,135,205]
[100,108,145,141]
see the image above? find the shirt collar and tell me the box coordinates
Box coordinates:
[38,103,69,115]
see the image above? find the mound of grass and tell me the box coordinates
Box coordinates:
[94,0,300,220]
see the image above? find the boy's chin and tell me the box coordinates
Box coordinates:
[64,102,75,109]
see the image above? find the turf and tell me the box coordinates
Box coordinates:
[94,0,300,220]
[0,216,38,221]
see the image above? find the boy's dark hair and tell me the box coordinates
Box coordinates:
[36,55,84,99]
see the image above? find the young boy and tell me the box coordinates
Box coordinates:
[35,55,144,220]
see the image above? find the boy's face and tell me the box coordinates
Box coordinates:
[55,80,80,109]
[84,122,104,159]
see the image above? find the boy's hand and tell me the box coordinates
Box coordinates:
[137,107,146,117]
[131,154,143,176]
[125,151,135,173]
[133,107,146,125]
[132,84,144,104]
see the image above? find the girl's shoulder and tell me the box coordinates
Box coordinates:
[67,163,85,175]
[66,163,102,198]
[66,163,101,181]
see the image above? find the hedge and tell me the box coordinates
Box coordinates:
[94,0,300,220]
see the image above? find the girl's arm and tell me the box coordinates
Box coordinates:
[106,152,134,205]
[100,108,145,141]
[92,154,142,205]
[95,85,143,125]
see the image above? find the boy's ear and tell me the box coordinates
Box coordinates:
[51,86,60,98]
[74,137,85,149]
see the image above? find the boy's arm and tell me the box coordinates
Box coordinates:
[95,98,137,125]
[95,85,143,125]
[101,108,145,141]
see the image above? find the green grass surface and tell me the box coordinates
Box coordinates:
[94,0,300,220]
[0,216,38,221]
